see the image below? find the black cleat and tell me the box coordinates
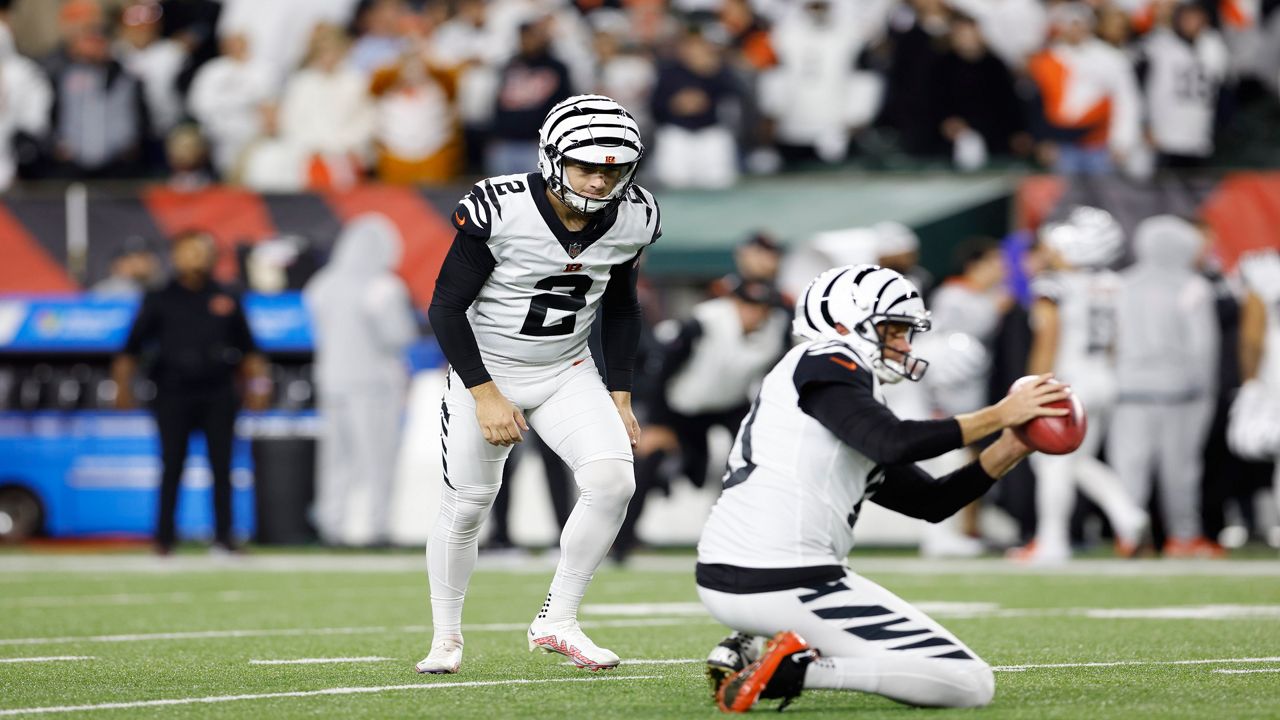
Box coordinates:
[706,632,759,700]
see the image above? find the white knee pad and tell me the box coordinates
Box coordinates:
[435,482,501,543]
[575,459,635,512]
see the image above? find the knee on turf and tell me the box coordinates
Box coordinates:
[948,660,995,708]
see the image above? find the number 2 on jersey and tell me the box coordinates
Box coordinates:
[520,275,593,336]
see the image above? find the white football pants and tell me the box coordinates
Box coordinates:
[427,358,634,637]
[699,569,995,708]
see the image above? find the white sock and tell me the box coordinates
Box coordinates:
[1031,454,1075,551]
[427,477,500,637]
[1074,455,1145,541]
[805,656,994,708]
[539,459,634,625]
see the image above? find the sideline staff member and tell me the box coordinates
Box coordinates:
[112,230,271,554]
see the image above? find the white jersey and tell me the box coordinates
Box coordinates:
[698,340,886,569]
[1032,268,1119,406]
[928,280,1002,344]
[451,172,661,378]
[661,297,791,416]
[1141,29,1227,157]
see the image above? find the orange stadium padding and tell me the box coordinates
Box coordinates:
[1014,175,1067,231]
[0,204,78,293]
[142,187,279,283]
[1201,173,1280,269]
[322,185,454,307]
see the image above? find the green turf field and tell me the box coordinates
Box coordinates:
[2,552,1278,719]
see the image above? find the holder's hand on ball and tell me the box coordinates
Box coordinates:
[997,374,1071,427]
[1005,375,1087,455]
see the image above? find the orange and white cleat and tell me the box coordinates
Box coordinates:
[1163,536,1226,559]
[716,631,818,713]
[1006,539,1070,566]
[528,618,620,671]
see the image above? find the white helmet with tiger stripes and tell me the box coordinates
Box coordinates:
[794,264,932,384]
[538,94,644,215]
[1042,206,1125,269]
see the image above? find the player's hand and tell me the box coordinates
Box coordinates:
[997,426,1035,456]
[610,391,640,447]
[995,373,1070,427]
[470,382,528,446]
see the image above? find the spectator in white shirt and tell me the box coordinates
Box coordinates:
[0,21,51,190]
[114,0,188,140]
[187,33,275,178]
[242,24,375,190]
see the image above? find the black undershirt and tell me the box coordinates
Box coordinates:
[794,352,996,523]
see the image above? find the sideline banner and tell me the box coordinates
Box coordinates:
[0,293,314,353]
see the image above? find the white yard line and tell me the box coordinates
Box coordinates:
[994,657,1280,672]
[249,657,392,666]
[582,602,707,616]
[1,587,422,609]
[0,675,663,717]
[0,618,706,648]
[3,554,1279,577]
[560,656,1280,672]
[0,626,408,647]
[0,657,93,664]
[565,658,700,667]
[1212,668,1280,674]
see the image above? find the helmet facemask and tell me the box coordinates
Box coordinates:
[793,264,933,385]
[542,147,640,216]
[538,95,645,216]
[851,313,931,384]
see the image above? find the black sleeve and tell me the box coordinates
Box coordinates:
[870,461,997,523]
[121,291,161,355]
[654,318,702,385]
[427,230,498,388]
[228,294,258,355]
[794,350,964,465]
[600,250,643,392]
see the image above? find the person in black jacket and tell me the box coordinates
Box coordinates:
[485,17,573,176]
[112,230,271,555]
[934,13,1030,166]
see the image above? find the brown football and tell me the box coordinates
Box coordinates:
[1008,375,1087,455]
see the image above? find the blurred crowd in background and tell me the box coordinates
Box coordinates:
[1,0,1279,193]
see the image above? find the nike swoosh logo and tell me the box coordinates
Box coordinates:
[829,356,859,372]
[454,211,465,226]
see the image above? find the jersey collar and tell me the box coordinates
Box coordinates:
[528,172,620,259]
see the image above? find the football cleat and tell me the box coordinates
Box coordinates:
[415,635,464,674]
[528,619,620,670]
[716,631,818,713]
[1163,536,1226,559]
[1006,539,1070,566]
[706,632,761,700]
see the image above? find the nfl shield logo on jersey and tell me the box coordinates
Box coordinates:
[568,242,583,258]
